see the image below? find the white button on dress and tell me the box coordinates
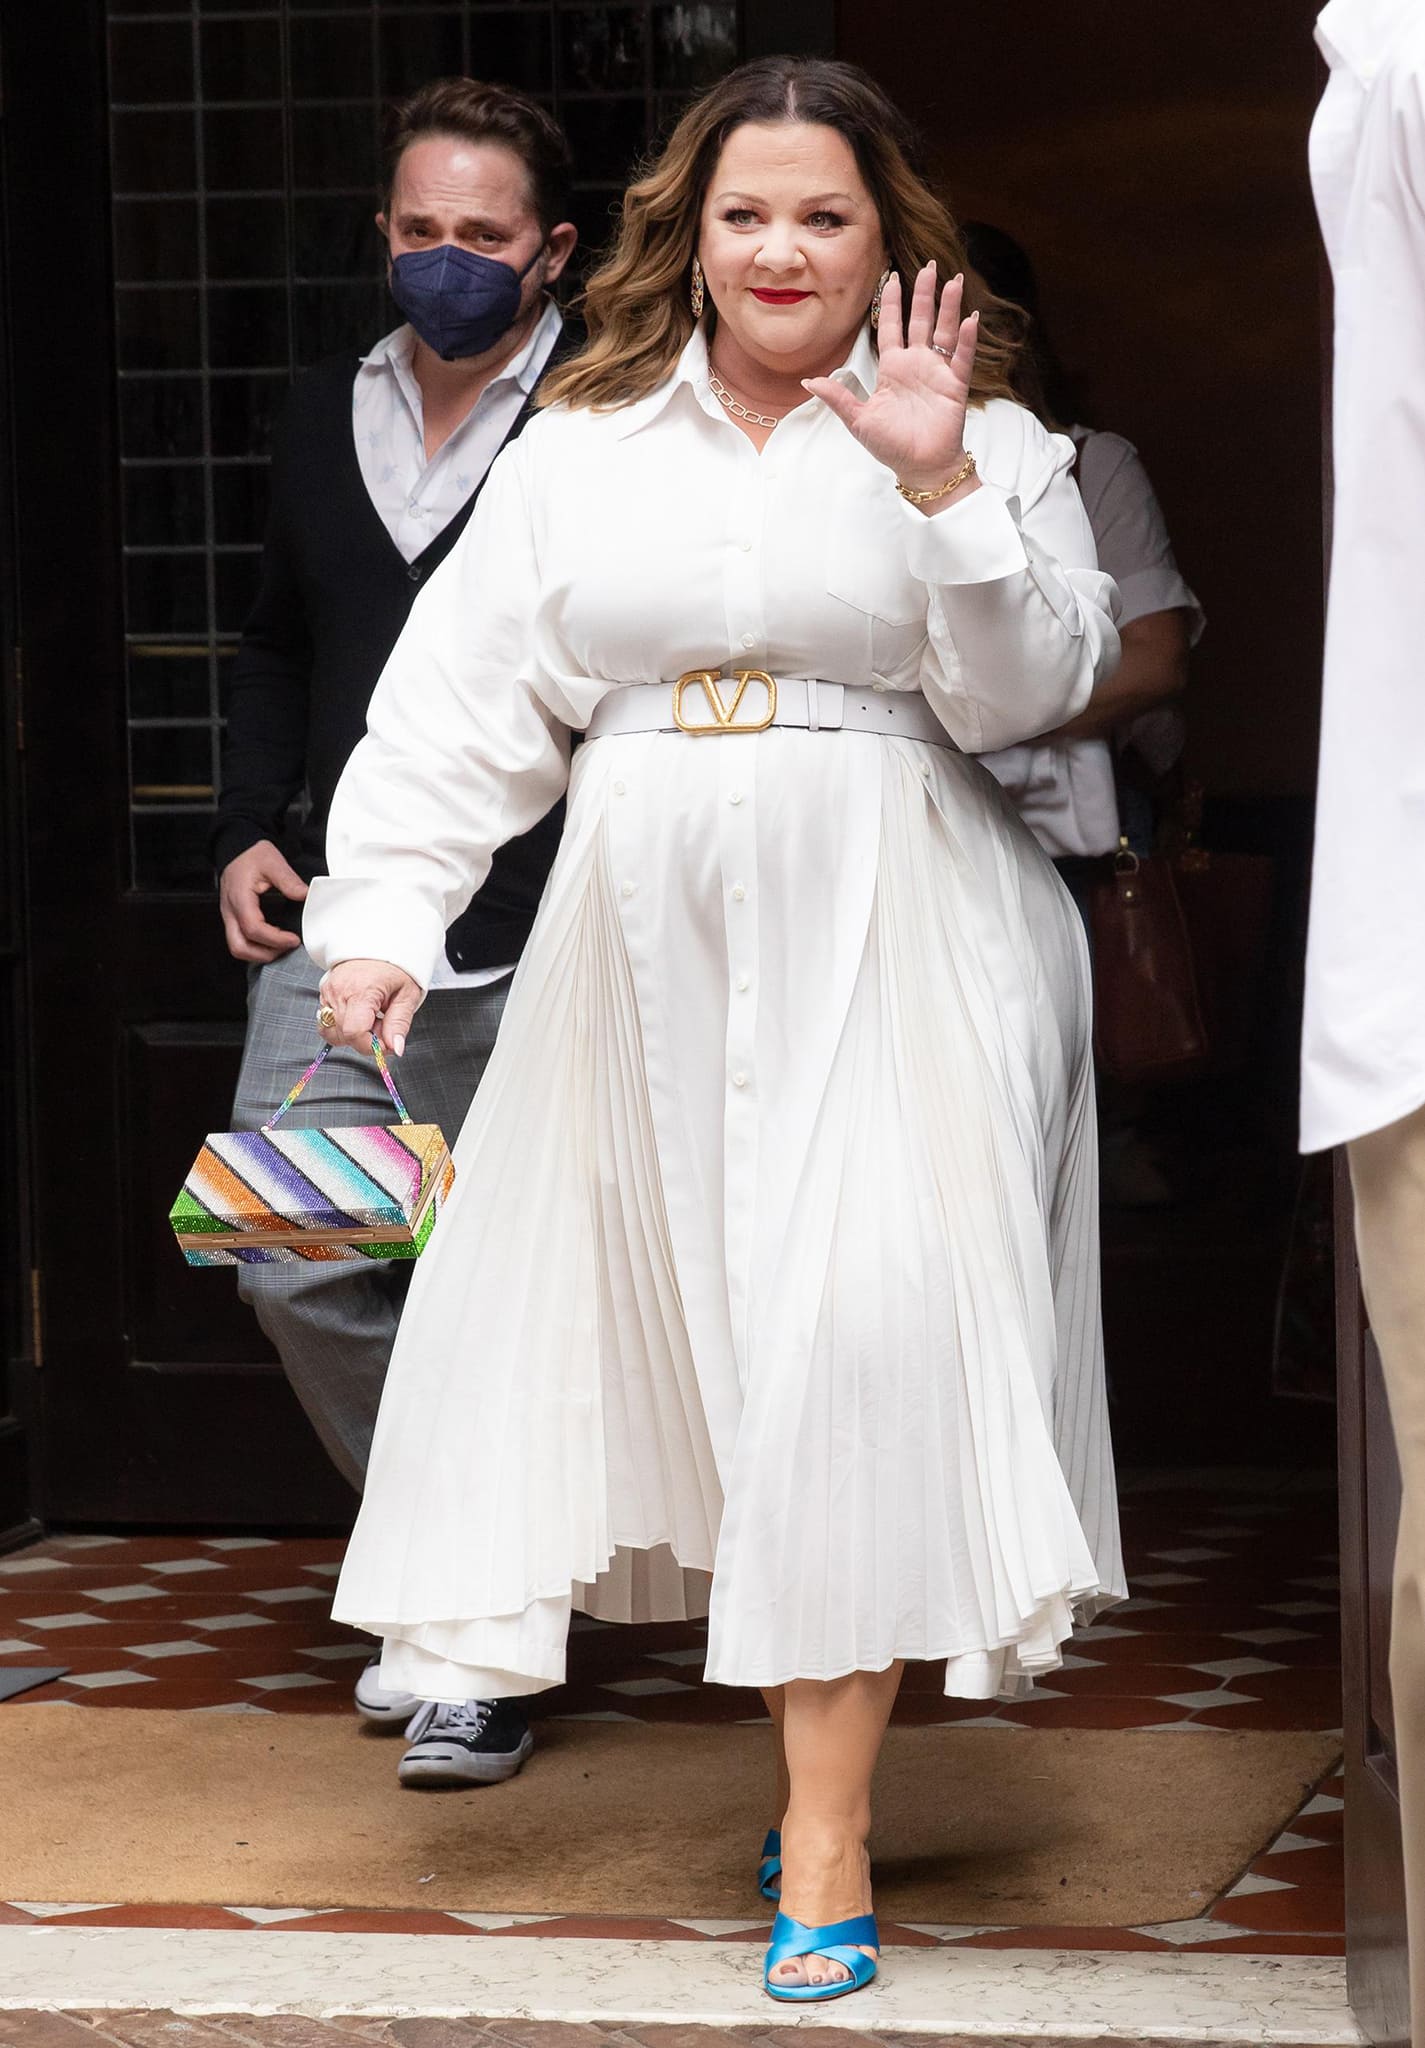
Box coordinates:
[308,319,1126,1709]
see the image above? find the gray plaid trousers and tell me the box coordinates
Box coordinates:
[232,945,510,1491]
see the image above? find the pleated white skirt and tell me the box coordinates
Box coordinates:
[331,725,1125,1701]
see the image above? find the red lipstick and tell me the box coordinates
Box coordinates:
[751,288,811,303]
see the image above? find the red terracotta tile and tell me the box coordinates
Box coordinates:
[1191,1702,1338,1733]
[954,1925,1168,1950]
[1074,1629,1255,1664]
[885,1693,1000,1726]
[270,1911,481,1935]
[1209,1887,1345,1935]
[55,1905,252,1929]
[551,1691,735,1729]
[1191,1932,1347,1956]
[1254,1844,1343,1885]
[0,1491,1346,1767]
[867,1923,943,1948]
[494,1917,705,1940]
[1219,1634,1340,1666]
[999,1696,1168,1730]
[1293,1818,1343,1851]
[1232,1669,1344,1715]
[1039,1663,1206,1698]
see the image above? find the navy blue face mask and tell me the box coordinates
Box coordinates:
[388,241,544,361]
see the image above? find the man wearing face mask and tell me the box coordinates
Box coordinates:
[212,77,577,1787]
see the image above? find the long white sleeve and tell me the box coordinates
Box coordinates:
[1303,9,1425,1149]
[905,407,1121,754]
[303,437,571,989]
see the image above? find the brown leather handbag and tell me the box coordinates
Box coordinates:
[1090,839,1210,1084]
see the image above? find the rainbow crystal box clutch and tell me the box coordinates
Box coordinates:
[170,1039,454,1266]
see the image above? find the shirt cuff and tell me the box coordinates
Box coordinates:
[897,482,1031,587]
[301,876,445,991]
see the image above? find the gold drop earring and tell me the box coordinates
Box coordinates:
[690,255,705,319]
[869,267,891,329]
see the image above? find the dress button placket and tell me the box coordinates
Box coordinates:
[720,734,760,1373]
[720,444,768,1371]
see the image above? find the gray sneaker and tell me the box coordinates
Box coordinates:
[353,1657,422,1727]
[398,1697,535,1787]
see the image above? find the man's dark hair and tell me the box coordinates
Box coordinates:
[382,77,573,235]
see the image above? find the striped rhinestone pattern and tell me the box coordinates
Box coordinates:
[170,1122,453,1266]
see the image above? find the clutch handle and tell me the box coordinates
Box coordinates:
[263,1036,413,1132]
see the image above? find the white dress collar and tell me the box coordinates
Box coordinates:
[608,318,878,440]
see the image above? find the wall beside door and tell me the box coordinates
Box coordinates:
[836,1,1330,1460]
[838,0,1326,803]
[0,169,37,1551]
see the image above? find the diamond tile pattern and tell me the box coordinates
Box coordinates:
[0,1478,1343,1956]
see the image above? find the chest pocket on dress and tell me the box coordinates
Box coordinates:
[823,478,926,629]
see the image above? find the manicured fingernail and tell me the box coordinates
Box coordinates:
[393,1034,406,1057]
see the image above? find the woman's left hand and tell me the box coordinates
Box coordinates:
[804,263,980,494]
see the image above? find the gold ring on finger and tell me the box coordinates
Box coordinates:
[317,1003,337,1030]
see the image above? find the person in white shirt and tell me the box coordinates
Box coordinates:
[306,56,1125,2004]
[961,223,1204,873]
[214,77,577,1789]
[962,224,1205,1208]
[1306,4,1425,2036]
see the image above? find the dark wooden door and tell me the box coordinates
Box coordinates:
[5,0,366,1526]
[0,119,40,1554]
[5,0,762,1527]
[1337,1153,1410,2046]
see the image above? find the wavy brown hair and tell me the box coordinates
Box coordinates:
[539,56,1023,413]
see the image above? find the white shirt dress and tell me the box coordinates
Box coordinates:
[304,321,1128,1704]
[982,427,1205,858]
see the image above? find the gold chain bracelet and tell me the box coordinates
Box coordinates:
[895,450,977,504]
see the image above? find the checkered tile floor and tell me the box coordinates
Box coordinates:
[0,1471,1343,1955]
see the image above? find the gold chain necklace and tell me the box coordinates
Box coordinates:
[708,367,784,430]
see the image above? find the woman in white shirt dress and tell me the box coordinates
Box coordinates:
[307,55,1126,2003]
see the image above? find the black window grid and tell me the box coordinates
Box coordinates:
[109,0,738,892]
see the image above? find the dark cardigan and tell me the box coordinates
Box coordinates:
[212,334,569,972]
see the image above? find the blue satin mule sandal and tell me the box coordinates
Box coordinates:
[757,1827,782,1901]
[763,1908,880,2003]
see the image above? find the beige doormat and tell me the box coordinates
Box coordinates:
[0,1710,1337,1926]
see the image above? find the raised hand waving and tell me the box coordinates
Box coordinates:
[803,262,981,504]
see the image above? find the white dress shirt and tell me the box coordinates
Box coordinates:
[305,324,1125,1705]
[352,298,562,990]
[309,322,1121,989]
[982,427,1204,858]
[1302,0,1425,1151]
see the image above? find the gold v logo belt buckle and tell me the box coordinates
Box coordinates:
[671,668,779,735]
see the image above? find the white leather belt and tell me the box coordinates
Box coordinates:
[584,675,956,749]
